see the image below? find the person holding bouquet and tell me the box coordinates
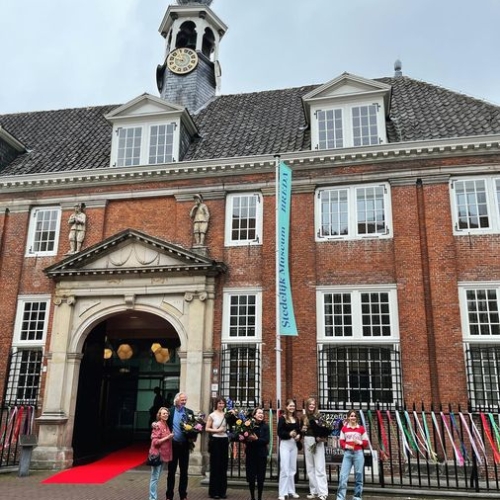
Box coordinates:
[278,399,301,500]
[206,397,229,499]
[245,407,270,500]
[166,392,194,500]
[336,410,369,500]
[149,407,173,500]
[301,398,328,500]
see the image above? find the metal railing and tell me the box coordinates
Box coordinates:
[0,349,39,469]
[225,402,500,493]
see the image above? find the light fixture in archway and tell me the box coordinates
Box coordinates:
[103,337,114,359]
[117,343,133,360]
[151,343,162,354]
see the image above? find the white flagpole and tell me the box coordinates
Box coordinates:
[275,154,282,410]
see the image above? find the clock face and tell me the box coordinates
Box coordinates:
[167,48,199,75]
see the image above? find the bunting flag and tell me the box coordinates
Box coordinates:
[480,413,500,464]
[468,412,487,464]
[413,411,438,462]
[430,411,448,460]
[459,412,483,465]
[376,410,390,460]
[440,411,465,466]
[277,161,297,335]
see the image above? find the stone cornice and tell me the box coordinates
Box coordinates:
[0,136,499,200]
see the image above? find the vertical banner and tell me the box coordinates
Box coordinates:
[278,161,298,335]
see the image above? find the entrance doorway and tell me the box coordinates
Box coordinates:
[72,311,180,464]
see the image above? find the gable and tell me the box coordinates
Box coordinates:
[105,94,186,121]
[44,229,226,279]
[303,73,391,101]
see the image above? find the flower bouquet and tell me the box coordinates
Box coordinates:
[226,408,255,442]
[308,414,334,453]
[310,414,335,438]
[181,412,206,450]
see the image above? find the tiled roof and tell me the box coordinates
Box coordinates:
[1,76,500,177]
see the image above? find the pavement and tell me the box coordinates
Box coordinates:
[1,465,499,500]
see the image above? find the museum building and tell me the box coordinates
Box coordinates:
[1,0,500,470]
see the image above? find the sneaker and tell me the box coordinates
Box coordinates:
[318,496,327,500]
[307,495,316,499]
[290,495,300,499]
[278,497,286,500]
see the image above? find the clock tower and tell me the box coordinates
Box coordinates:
[157,0,227,113]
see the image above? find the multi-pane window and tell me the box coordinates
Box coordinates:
[318,286,400,406]
[5,349,43,404]
[460,285,500,409]
[7,296,50,405]
[316,184,391,240]
[228,294,256,338]
[149,124,175,164]
[465,288,500,337]
[220,344,261,407]
[314,101,383,150]
[225,193,263,246]
[13,297,50,346]
[26,207,61,256]
[318,344,402,407]
[465,345,500,409]
[221,290,262,405]
[117,127,142,167]
[318,109,343,149]
[352,105,379,146]
[452,177,500,233]
[320,287,397,341]
[114,122,177,167]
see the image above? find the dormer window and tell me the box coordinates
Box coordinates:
[105,94,198,168]
[303,73,391,151]
[115,122,176,167]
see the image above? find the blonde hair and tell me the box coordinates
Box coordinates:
[156,406,170,421]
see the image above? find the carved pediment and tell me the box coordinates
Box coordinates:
[45,229,226,279]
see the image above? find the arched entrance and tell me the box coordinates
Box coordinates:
[72,311,181,464]
[31,229,226,470]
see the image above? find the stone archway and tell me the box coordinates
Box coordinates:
[32,229,226,470]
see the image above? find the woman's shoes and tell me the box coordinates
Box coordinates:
[289,495,300,499]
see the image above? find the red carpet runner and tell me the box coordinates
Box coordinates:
[42,442,147,484]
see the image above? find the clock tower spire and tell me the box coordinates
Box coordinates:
[157,0,227,113]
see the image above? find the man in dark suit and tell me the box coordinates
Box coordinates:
[166,392,194,500]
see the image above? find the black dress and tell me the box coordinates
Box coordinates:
[245,421,270,500]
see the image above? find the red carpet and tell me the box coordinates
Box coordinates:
[42,442,147,484]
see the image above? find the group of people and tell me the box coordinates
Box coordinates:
[148,392,368,500]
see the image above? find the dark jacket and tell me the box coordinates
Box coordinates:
[245,421,270,458]
[167,405,194,441]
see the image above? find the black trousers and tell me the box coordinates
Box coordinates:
[209,437,229,497]
[166,440,190,500]
[246,454,267,500]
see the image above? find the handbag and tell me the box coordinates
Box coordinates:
[147,451,162,467]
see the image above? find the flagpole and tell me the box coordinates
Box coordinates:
[274,154,282,411]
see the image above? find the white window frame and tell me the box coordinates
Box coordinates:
[222,288,263,343]
[459,283,500,341]
[315,183,392,241]
[25,206,61,257]
[112,119,178,167]
[12,295,51,347]
[224,193,263,247]
[311,98,386,150]
[451,176,500,235]
[316,285,400,343]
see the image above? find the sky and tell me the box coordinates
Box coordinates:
[1,0,500,115]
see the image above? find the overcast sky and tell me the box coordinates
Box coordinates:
[1,0,499,115]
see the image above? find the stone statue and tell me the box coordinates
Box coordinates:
[68,203,86,254]
[189,194,210,246]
